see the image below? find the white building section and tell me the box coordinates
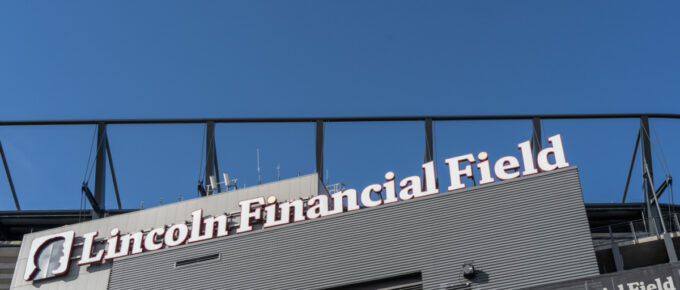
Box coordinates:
[11,173,326,290]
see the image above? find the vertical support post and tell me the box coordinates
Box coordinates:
[622,131,640,203]
[204,121,221,194]
[213,142,221,193]
[424,118,434,163]
[0,141,20,210]
[629,221,638,244]
[611,243,625,272]
[316,120,324,181]
[641,139,678,262]
[105,138,122,209]
[663,232,678,262]
[652,218,660,238]
[423,118,438,189]
[93,123,107,218]
[531,117,542,160]
[609,225,624,272]
[641,116,662,233]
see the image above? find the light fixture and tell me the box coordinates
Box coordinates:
[462,263,476,278]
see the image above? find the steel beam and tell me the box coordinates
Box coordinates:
[197,182,207,196]
[607,225,624,272]
[424,118,434,163]
[93,123,107,218]
[6,113,680,126]
[643,157,679,262]
[531,117,542,160]
[105,138,122,210]
[649,176,672,206]
[640,117,661,230]
[423,118,438,189]
[664,232,678,262]
[621,130,640,203]
[204,121,220,195]
[81,184,101,214]
[316,120,324,178]
[213,147,221,192]
[0,141,20,210]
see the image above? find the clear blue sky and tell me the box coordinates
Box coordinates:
[0,1,678,210]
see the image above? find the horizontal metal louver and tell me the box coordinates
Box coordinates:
[174,254,219,268]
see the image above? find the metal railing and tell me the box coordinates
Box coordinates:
[0,113,677,213]
[591,213,680,249]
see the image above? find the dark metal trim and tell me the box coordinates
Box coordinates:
[3,113,680,126]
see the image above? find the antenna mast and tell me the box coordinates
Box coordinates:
[257,148,262,185]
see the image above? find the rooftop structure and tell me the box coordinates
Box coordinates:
[1,114,679,289]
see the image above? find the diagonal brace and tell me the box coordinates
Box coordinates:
[649,176,672,206]
[81,183,101,213]
[0,141,20,210]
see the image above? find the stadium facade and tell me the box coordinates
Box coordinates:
[2,114,680,290]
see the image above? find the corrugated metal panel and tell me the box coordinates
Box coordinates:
[0,244,20,290]
[108,167,599,290]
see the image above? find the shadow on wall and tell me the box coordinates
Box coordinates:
[443,269,489,290]
[470,269,490,284]
[31,260,112,287]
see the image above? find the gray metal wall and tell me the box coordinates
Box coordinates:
[1,243,20,290]
[108,168,599,290]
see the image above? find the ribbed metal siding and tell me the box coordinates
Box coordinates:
[108,168,598,290]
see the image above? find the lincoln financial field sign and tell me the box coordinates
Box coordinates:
[24,134,570,281]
